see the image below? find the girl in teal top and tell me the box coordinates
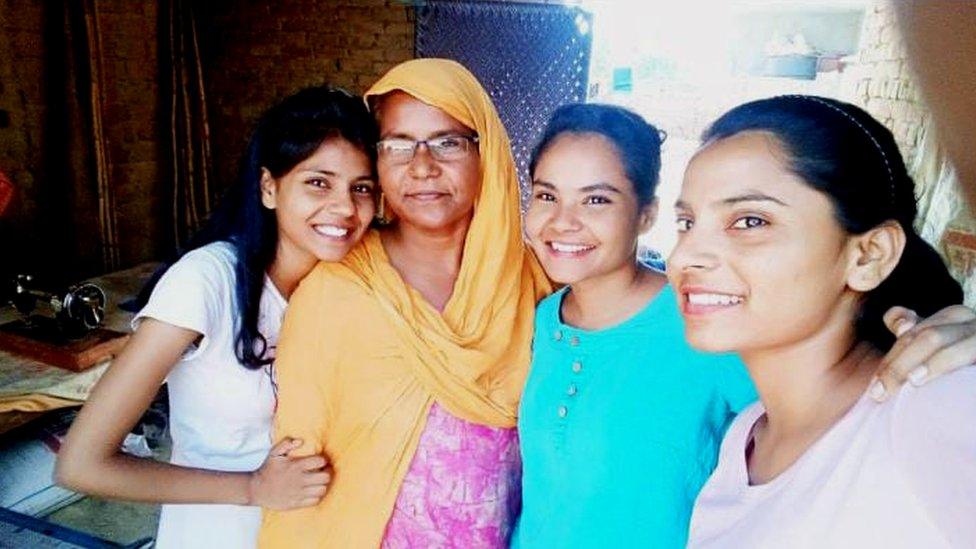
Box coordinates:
[513,103,976,548]
[518,284,755,547]
[514,104,755,548]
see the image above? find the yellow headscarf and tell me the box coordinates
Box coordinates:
[260,59,550,548]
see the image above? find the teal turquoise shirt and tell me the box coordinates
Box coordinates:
[513,284,757,548]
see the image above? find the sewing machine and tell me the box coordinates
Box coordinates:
[0,274,128,371]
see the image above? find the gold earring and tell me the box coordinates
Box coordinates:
[375,193,391,225]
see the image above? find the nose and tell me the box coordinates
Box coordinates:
[669,227,719,274]
[327,187,356,218]
[407,142,441,179]
[549,202,584,233]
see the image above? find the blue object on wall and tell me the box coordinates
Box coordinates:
[762,54,818,80]
[612,67,633,92]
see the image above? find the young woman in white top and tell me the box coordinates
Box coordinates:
[55,86,379,548]
[671,95,976,548]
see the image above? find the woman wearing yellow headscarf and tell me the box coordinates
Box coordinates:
[259,59,550,548]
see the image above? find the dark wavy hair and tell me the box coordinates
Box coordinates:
[702,95,961,351]
[529,103,665,207]
[139,85,377,368]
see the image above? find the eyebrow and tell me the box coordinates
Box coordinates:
[380,129,471,140]
[531,180,622,194]
[675,192,789,210]
[580,182,623,194]
[720,192,789,207]
[299,169,338,177]
[300,170,374,182]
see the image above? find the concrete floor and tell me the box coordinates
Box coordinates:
[45,498,159,547]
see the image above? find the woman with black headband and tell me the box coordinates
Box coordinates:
[672,96,975,548]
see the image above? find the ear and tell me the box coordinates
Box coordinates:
[260,168,277,209]
[637,198,659,235]
[846,221,906,292]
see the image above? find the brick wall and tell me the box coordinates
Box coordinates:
[0,0,164,280]
[0,0,46,264]
[1,0,412,281]
[96,1,166,271]
[200,0,414,195]
[850,0,926,164]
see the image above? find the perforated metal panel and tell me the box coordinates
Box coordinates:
[416,1,593,203]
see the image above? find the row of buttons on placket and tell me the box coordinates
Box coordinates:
[553,329,582,420]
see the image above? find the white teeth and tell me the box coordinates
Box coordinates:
[688,293,743,306]
[314,225,349,238]
[550,242,594,253]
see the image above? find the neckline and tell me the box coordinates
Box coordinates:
[735,386,874,493]
[372,229,456,316]
[263,274,288,309]
[552,282,673,336]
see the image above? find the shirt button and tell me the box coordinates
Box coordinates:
[572,361,583,373]
[567,384,578,396]
[558,405,568,418]
[553,330,563,341]
[569,335,580,346]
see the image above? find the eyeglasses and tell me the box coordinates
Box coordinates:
[376,134,479,164]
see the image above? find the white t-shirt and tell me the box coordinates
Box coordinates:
[689,367,976,549]
[134,241,285,549]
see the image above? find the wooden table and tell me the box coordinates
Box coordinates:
[0,263,158,433]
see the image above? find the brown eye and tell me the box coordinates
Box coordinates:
[675,217,693,232]
[730,216,768,230]
[432,136,463,151]
[352,182,375,195]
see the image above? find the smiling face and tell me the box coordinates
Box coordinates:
[525,132,655,286]
[374,91,482,234]
[261,137,376,263]
[667,131,862,354]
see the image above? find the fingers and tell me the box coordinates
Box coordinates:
[298,455,328,471]
[303,484,328,498]
[291,472,331,509]
[304,471,332,486]
[879,305,964,370]
[883,306,920,338]
[918,334,976,384]
[298,497,321,508]
[879,307,924,379]
[251,446,333,510]
[886,319,975,377]
[877,323,971,398]
[268,437,303,457]
[874,305,976,401]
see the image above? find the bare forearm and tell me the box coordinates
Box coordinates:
[56,451,254,506]
[54,321,256,505]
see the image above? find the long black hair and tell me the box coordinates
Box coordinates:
[529,103,665,208]
[702,95,961,351]
[139,85,377,368]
